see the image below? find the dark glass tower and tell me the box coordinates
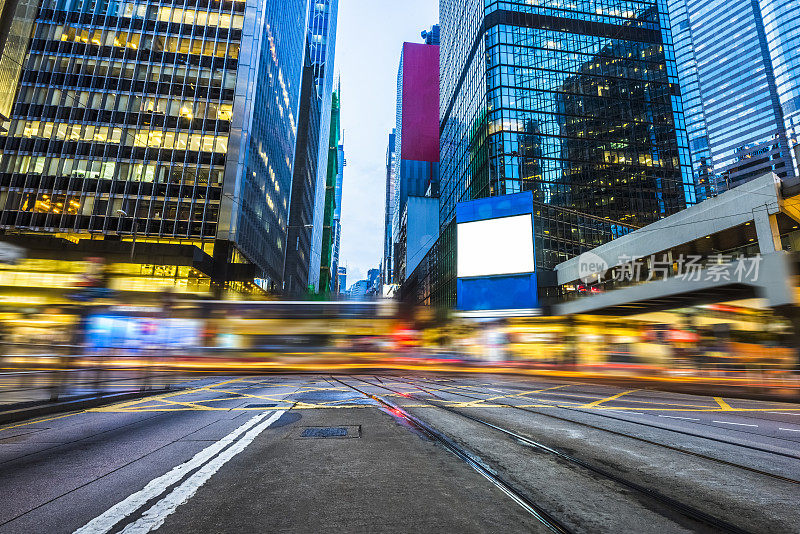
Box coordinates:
[0,0,309,297]
[307,0,339,292]
[284,0,339,297]
[436,0,695,306]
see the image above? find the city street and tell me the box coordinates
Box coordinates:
[0,373,798,533]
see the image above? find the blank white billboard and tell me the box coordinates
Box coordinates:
[457,214,534,278]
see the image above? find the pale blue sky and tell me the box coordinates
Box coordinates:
[336,0,439,284]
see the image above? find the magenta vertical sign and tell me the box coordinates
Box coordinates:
[400,42,440,163]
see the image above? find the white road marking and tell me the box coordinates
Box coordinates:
[606,410,645,415]
[73,410,284,534]
[779,428,800,433]
[712,421,758,427]
[769,412,800,416]
[658,415,700,421]
[120,410,285,533]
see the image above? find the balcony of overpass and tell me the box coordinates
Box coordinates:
[555,173,800,317]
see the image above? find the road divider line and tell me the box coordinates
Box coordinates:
[73,409,284,534]
[712,420,757,427]
[658,415,700,421]
[779,428,800,432]
[120,410,286,534]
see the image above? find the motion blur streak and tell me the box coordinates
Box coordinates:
[0,298,797,410]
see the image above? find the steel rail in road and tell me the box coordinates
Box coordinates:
[331,376,573,534]
[388,373,800,479]
[344,375,757,534]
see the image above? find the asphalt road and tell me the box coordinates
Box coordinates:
[0,373,798,533]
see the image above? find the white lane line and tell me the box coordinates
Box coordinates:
[120,410,285,533]
[605,410,645,415]
[74,410,283,534]
[779,428,800,433]
[769,412,800,416]
[712,421,758,427]
[658,415,700,421]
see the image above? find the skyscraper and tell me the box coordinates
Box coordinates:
[392,27,439,284]
[0,0,310,298]
[284,42,321,296]
[318,89,340,293]
[432,0,694,308]
[335,264,346,295]
[284,0,339,296]
[329,135,344,292]
[381,128,396,286]
[306,0,339,293]
[667,0,800,192]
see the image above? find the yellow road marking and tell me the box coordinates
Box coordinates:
[444,384,572,407]
[89,376,251,412]
[0,411,85,431]
[581,389,638,408]
[78,402,800,413]
[714,397,734,410]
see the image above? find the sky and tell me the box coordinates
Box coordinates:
[335,0,439,285]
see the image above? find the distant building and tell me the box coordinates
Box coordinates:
[348,279,370,301]
[336,265,346,295]
[330,137,345,292]
[367,267,380,295]
[381,129,396,286]
[391,26,439,285]
[318,90,342,294]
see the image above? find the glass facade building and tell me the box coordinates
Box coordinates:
[759,0,800,180]
[306,0,338,292]
[667,0,799,192]
[0,0,310,295]
[285,0,339,296]
[760,0,800,179]
[435,0,694,307]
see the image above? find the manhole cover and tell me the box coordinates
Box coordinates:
[245,403,277,408]
[302,427,347,438]
[295,425,361,439]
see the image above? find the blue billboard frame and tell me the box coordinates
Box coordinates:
[456,192,538,312]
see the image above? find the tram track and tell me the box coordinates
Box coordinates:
[336,375,758,534]
[330,376,573,534]
[387,373,800,480]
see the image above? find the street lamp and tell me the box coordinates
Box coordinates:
[116,209,137,262]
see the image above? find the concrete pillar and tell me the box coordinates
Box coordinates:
[753,208,782,253]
